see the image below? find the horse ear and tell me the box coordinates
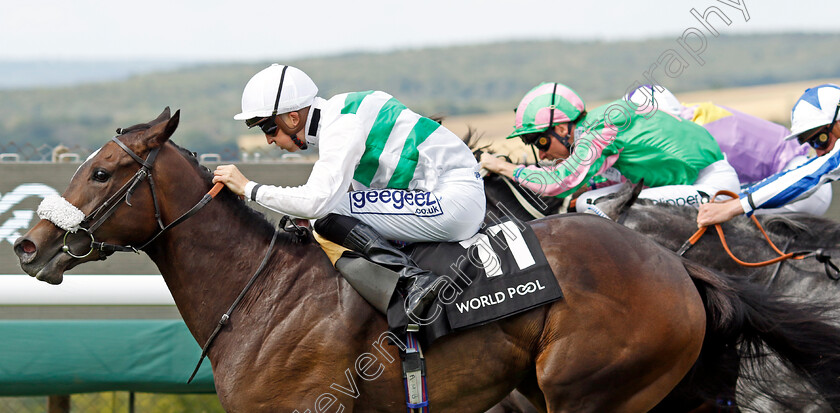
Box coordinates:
[145,109,180,148]
[153,107,172,124]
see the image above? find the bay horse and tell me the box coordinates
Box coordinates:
[476,143,840,411]
[13,109,840,412]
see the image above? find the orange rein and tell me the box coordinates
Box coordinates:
[209,182,224,198]
[682,190,807,267]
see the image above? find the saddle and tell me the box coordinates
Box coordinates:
[315,218,563,345]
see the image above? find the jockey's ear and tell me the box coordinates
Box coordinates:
[145,109,180,148]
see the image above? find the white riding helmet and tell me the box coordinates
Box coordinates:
[233,64,318,120]
[624,84,683,118]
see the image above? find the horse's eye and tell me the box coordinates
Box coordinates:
[92,169,111,182]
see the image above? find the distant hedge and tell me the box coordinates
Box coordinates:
[2,33,839,155]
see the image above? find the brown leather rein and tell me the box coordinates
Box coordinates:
[677,190,831,269]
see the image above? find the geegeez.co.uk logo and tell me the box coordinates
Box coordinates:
[349,189,443,217]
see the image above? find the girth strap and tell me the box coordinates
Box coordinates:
[402,330,430,413]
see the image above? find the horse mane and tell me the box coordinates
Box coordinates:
[461,127,495,157]
[167,141,309,245]
[761,214,820,238]
[116,123,152,135]
[595,183,840,249]
[761,213,840,249]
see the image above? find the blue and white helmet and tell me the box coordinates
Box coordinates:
[785,84,840,142]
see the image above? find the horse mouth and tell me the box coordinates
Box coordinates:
[21,251,72,285]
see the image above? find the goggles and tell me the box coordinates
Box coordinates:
[245,116,279,137]
[801,103,840,150]
[806,125,833,150]
[520,132,552,152]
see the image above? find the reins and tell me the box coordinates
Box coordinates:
[498,174,547,219]
[187,216,310,383]
[186,224,279,383]
[678,190,810,267]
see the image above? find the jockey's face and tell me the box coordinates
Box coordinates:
[264,114,302,152]
[538,124,573,161]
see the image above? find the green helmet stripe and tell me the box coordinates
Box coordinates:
[521,94,581,129]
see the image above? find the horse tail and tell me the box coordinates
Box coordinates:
[683,258,840,411]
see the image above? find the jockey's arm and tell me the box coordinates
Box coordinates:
[217,116,366,219]
[697,145,840,227]
[742,145,840,212]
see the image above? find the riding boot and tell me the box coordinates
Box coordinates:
[314,213,442,320]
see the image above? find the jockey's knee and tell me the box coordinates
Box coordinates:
[313,213,360,244]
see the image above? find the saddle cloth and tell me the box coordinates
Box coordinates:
[388,219,562,346]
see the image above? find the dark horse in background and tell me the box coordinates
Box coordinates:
[594,186,840,412]
[14,110,840,412]
[474,138,840,412]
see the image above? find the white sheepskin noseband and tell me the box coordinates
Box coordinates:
[37,195,85,232]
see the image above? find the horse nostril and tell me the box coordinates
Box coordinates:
[14,238,37,260]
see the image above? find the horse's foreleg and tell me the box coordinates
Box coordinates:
[515,373,546,413]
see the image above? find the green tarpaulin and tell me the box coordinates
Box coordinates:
[0,320,214,396]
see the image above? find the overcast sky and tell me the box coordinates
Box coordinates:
[1,0,838,61]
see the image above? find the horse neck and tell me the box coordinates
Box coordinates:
[142,154,335,342]
[484,175,557,221]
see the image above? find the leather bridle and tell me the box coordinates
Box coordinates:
[62,135,223,259]
[58,132,314,384]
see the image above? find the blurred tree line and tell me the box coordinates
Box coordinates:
[2,33,839,156]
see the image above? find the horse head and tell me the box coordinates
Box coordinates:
[587,180,645,221]
[14,107,196,284]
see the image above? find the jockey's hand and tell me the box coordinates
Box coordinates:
[213,164,249,196]
[480,152,517,179]
[696,198,745,228]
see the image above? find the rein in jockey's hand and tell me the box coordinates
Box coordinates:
[480,152,517,180]
[697,198,745,228]
[213,165,249,197]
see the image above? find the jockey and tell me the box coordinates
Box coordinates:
[212,64,485,320]
[479,82,741,210]
[698,84,840,227]
[626,85,829,216]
